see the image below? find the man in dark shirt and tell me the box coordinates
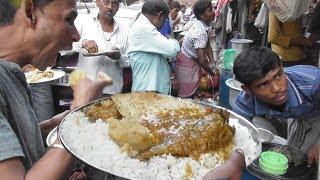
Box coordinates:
[0,0,111,179]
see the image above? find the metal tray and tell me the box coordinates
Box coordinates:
[58,97,262,178]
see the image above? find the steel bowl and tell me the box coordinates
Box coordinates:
[230,39,253,52]
[257,128,275,143]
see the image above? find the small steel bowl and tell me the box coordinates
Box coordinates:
[257,128,275,143]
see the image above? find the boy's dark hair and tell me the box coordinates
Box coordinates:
[170,1,181,11]
[233,46,282,86]
[193,0,211,20]
[0,0,53,26]
[142,0,169,17]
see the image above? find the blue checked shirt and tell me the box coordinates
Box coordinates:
[233,65,320,120]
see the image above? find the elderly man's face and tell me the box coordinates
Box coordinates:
[31,0,80,69]
[97,0,120,19]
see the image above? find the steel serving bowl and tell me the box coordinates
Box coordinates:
[230,39,253,52]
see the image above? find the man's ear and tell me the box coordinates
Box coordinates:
[21,0,36,28]
[157,11,163,19]
[241,85,253,96]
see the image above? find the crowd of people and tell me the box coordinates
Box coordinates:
[72,0,219,99]
[0,0,320,179]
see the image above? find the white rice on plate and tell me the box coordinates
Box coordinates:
[60,112,259,180]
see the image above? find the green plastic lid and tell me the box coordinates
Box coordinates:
[259,151,289,175]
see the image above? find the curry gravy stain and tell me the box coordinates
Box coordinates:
[138,108,235,160]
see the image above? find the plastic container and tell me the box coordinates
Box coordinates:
[259,151,289,175]
[219,69,233,109]
[223,49,237,70]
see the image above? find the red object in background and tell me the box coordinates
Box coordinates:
[122,67,132,93]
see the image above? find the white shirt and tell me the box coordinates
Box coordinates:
[73,15,130,94]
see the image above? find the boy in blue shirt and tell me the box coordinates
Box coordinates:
[233,46,320,164]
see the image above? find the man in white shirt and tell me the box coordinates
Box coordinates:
[74,0,130,95]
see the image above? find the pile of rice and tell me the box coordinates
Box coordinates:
[60,112,259,179]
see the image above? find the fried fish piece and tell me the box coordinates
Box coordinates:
[84,100,122,122]
[111,92,163,118]
[108,118,155,151]
[111,92,201,119]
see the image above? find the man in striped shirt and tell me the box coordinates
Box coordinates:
[233,46,320,165]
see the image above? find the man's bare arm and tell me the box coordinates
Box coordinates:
[205,41,215,64]
[0,148,73,180]
[39,110,70,137]
[195,48,215,75]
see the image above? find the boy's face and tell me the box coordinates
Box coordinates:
[248,65,288,106]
